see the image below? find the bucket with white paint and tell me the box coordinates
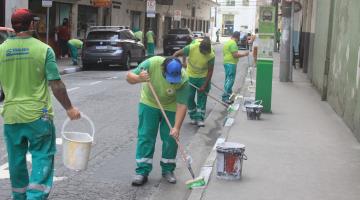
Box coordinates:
[62,114,95,171]
[216,142,247,180]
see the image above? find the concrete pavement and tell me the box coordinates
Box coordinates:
[191,53,360,200]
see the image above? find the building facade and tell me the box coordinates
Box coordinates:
[216,0,257,36]
[3,0,217,51]
[294,0,360,141]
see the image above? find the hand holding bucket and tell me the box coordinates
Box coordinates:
[61,113,95,171]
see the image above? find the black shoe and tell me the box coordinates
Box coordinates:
[162,172,176,184]
[131,174,148,186]
[224,100,234,105]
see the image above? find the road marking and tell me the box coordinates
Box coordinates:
[56,138,63,145]
[67,87,80,92]
[89,81,102,86]
[106,76,118,80]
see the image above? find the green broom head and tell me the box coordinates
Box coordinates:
[186,176,206,189]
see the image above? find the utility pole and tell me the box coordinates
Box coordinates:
[273,0,279,52]
[279,0,292,82]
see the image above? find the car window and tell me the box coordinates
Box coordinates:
[119,31,136,40]
[168,29,190,34]
[87,31,119,40]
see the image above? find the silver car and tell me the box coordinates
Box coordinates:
[82,26,146,70]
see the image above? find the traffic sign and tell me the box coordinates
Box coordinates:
[174,10,181,21]
[147,0,156,18]
[42,0,53,7]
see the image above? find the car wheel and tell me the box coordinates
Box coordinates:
[123,52,131,70]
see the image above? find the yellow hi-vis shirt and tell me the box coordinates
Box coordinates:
[183,43,215,78]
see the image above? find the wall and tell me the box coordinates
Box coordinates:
[310,0,360,141]
[5,0,28,28]
[326,0,360,140]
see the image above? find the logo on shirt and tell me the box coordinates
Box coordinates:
[166,88,175,95]
[6,48,30,57]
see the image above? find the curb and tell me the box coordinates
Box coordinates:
[187,60,253,200]
[59,66,82,75]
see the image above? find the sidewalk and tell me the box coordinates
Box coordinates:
[196,53,360,200]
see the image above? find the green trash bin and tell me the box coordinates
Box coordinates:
[255,59,273,113]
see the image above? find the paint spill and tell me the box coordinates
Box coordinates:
[346,44,350,62]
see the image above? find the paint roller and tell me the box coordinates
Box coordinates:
[210,82,242,102]
[147,81,205,189]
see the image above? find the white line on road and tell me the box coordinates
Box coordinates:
[106,76,118,80]
[89,81,102,86]
[67,87,80,92]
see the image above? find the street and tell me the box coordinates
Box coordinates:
[0,44,248,199]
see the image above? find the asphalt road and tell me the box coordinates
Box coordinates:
[0,43,248,199]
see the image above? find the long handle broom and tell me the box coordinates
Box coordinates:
[147,81,205,189]
[188,82,239,113]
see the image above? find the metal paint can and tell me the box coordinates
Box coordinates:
[216,142,247,180]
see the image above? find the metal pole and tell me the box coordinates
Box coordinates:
[46,7,49,44]
[279,1,291,82]
[274,0,279,52]
[289,0,294,81]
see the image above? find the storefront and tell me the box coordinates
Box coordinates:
[29,0,72,56]
[78,5,98,39]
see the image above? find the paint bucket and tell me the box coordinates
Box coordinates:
[216,142,247,180]
[62,114,95,171]
[245,100,263,120]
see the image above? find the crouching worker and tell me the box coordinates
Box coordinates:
[67,38,83,65]
[126,56,190,186]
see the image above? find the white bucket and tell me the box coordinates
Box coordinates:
[61,114,95,171]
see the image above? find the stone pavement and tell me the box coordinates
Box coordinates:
[190,52,360,200]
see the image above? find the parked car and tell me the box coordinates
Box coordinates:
[0,27,15,102]
[82,26,145,70]
[163,28,193,56]
[237,32,249,50]
[193,31,205,39]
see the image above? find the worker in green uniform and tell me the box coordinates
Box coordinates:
[0,9,81,200]
[173,37,215,127]
[126,56,189,186]
[145,29,155,56]
[222,31,249,104]
[67,38,83,65]
[133,27,144,44]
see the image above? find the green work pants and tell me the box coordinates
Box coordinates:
[188,77,210,121]
[147,43,155,56]
[222,63,237,102]
[3,118,56,200]
[67,43,78,64]
[135,103,177,175]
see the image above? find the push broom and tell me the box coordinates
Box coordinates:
[188,82,240,113]
[147,81,206,189]
[210,82,242,102]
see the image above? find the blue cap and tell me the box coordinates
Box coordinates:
[165,59,182,84]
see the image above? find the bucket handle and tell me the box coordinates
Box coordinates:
[61,113,96,143]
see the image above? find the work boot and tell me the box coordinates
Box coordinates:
[197,121,205,127]
[190,119,197,125]
[162,172,176,184]
[131,174,148,186]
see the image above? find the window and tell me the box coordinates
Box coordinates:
[120,31,136,40]
[87,31,119,40]
[226,0,235,6]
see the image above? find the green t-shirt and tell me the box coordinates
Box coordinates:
[68,39,83,48]
[146,31,154,43]
[223,39,239,65]
[132,56,189,112]
[0,36,60,124]
[183,43,215,78]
